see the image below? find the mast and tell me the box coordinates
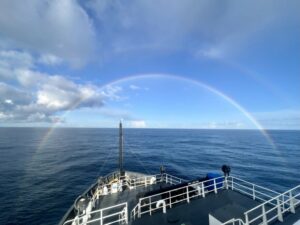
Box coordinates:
[119,121,124,175]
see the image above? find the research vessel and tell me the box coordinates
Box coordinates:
[59,122,300,225]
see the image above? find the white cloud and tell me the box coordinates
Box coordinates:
[130,120,146,128]
[0,67,123,123]
[0,50,34,81]
[38,54,63,66]
[4,99,13,105]
[0,0,95,67]
[129,85,140,90]
[255,110,300,130]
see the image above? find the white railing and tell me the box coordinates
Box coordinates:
[131,176,225,220]
[127,173,184,188]
[63,202,128,225]
[222,218,245,225]
[227,176,281,204]
[93,173,184,200]
[131,175,296,221]
[243,184,300,225]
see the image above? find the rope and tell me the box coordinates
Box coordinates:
[97,135,118,176]
[123,136,151,175]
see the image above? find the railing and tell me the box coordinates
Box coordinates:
[131,176,225,220]
[222,218,245,225]
[227,176,281,204]
[130,176,300,221]
[243,184,300,225]
[93,173,184,200]
[63,202,128,225]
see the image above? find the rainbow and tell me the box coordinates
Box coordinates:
[38,73,277,151]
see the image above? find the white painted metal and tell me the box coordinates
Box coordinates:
[243,184,300,225]
[63,202,128,225]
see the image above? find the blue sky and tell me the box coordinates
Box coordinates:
[0,0,299,129]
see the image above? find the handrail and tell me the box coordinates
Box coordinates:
[222,218,245,225]
[227,176,280,204]
[63,202,128,225]
[131,175,292,221]
[243,184,300,225]
[93,173,184,200]
[131,175,225,219]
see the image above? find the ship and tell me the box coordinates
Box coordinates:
[59,122,300,225]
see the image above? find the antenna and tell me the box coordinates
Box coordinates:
[119,121,124,175]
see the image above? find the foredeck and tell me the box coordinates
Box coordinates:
[95,182,172,213]
[60,173,300,225]
[131,189,262,225]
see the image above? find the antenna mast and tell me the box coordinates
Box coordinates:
[119,121,124,175]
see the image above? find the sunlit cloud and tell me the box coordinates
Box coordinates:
[129,120,146,128]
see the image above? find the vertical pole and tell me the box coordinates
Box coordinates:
[149,198,152,216]
[100,210,103,225]
[225,176,228,190]
[202,182,205,198]
[253,185,256,200]
[245,213,249,225]
[169,191,172,208]
[119,121,124,175]
[214,179,217,194]
[262,205,268,225]
[277,197,283,222]
[125,203,128,224]
[138,201,141,218]
[289,191,295,213]
[282,195,285,211]
[186,186,190,203]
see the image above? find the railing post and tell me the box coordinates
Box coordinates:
[231,177,234,191]
[214,179,217,194]
[277,197,283,222]
[282,195,285,211]
[169,191,172,208]
[225,176,228,190]
[100,210,103,225]
[138,201,141,218]
[244,213,249,225]
[289,191,295,213]
[262,205,268,225]
[186,186,190,203]
[252,185,255,200]
[149,197,152,216]
[202,182,205,198]
[166,174,168,184]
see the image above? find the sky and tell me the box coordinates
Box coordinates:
[0,0,299,129]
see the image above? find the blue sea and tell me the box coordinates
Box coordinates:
[0,128,299,225]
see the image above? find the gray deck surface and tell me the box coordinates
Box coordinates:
[131,189,264,225]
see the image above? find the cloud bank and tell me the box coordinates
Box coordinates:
[0,50,121,123]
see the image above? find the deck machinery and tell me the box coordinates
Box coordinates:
[59,122,300,225]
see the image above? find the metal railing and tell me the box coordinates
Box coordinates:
[243,184,300,225]
[63,202,128,225]
[222,218,245,225]
[131,176,225,220]
[93,173,184,200]
[131,175,297,221]
[227,176,281,204]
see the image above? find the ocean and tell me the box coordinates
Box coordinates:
[0,128,299,225]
